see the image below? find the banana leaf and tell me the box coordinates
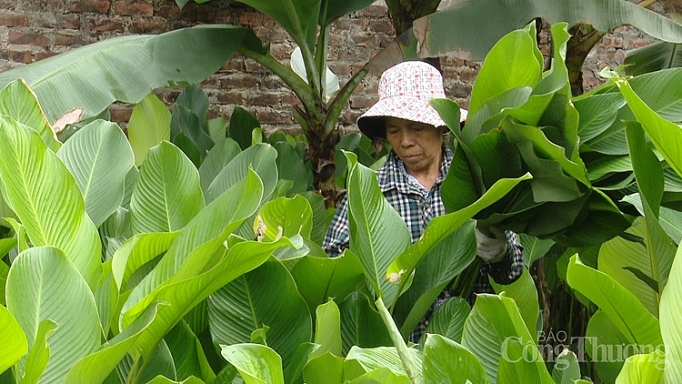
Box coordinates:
[0,26,250,123]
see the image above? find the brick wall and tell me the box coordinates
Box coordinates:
[0,0,666,134]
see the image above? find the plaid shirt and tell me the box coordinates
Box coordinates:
[323,146,524,340]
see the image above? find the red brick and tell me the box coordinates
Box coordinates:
[9,31,51,47]
[129,20,167,34]
[33,50,57,61]
[361,5,387,18]
[69,0,111,14]
[338,49,370,62]
[112,2,153,17]
[0,13,29,27]
[216,91,243,105]
[243,59,262,73]
[352,33,377,47]
[270,43,291,60]
[109,105,133,123]
[623,37,655,50]
[600,35,623,48]
[247,93,283,107]
[333,18,367,31]
[10,50,32,63]
[221,74,259,89]
[158,4,196,20]
[221,58,245,71]
[329,62,351,77]
[55,32,80,46]
[58,14,81,29]
[255,108,293,124]
[92,20,124,32]
[206,109,221,120]
[369,20,394,34]
[350,95,375,109]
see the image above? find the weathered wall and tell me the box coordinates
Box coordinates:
[0,0,666,134]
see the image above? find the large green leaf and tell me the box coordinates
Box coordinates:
[221,343,284,384]
[405,0,682,63]
[255,195,313,241]
[345,151,410,305]
[420,297,471,345]
[128,93,172,167]
[346,346,421,379]
[57,120,134,227]
[468,22,542,115]
[625,40,682,76]
[659,242,682,383]
[145,376,205,384]
[0,25,248,122]
[111,231,178,292]
[6,247,100,384]
[122,169,264,329]
[290,253,364,312]
[339,292,392,355]
[422,334,491,384]
[227,106,260,151]
[461,294,553,384]
[551,350,581,384]
[624,96,678,291]
[615,350,665,384]
[585,311,634,383]
[21,319,57,384]
[0,116,101,286]
[128,237,297,361]
[171,104,214,164]
[129,141,205,234]
[0,304,27,374]
[303,352,344,384]
[207,258,312,365]
[616,78,682,178]
[198,138,242,195]
[205,143,278,204]
[566,255,663,348]
[348,367,412,384]
[320,0,376,26]
[0,79,59,151]
[518,234,554,268]
[165,320,216,382]
[388,173,532,294]
[310,300,342,359]
[63,304,160,383]
[598,217,660,316]
[490,268,540,340]
[237,0,320,52]
[392,221,477,338]
[274,141,310,195]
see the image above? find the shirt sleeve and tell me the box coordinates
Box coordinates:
[322,194,350,258]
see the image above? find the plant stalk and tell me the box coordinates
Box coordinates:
[282,0,322,98]
[376,297,423,384]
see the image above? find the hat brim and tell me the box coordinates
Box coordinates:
[357,96,467,139]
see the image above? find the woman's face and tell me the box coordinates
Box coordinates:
[384,116,444,175]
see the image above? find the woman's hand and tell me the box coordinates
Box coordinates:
[475,226,508,263]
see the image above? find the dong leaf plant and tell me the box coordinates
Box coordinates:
[6,17,682,384]
[0,79,305,383]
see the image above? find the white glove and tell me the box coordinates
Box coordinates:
[475,226,508,263]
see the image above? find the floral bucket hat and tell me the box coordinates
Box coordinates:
[357,60,468,139]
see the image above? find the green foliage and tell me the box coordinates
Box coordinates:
[5,10,682,383]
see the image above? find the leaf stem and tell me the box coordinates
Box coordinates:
[375,297,422,384]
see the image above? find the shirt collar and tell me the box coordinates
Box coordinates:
[376,145,453,193]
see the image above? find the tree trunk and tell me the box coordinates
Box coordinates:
[306,126,340,208]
